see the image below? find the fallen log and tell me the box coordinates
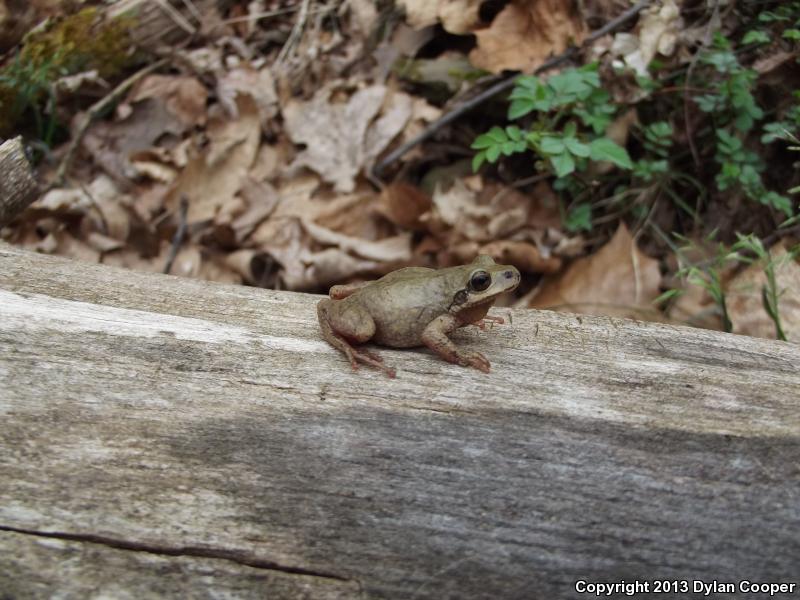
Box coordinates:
[1,244,798,598]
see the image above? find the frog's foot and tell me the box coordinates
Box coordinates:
[422,314,492,374]
[473,315,505,330]
[460,350,491,373]
[345,346,397,378]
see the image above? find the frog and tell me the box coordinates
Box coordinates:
[317,255,520,377]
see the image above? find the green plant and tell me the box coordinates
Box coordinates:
[632,121,673,181]
[691,33,793,216]
[731,234,799,341]
[0,52,62,144]
[657,231,799,340]
[0,8,135,141]
[471,63,633,177]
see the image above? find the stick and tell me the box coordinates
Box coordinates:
[163,194,190,275]
[372,0,653,179]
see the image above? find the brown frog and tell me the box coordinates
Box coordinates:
[317,255,520,377]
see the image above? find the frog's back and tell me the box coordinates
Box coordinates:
[359,271,456,348]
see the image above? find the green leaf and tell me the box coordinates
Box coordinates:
[506,125,523,141]
[742,30,770,45]
[508,98,536,120]
[487,126,507,143]
[564,137,591,157]
[540,136,566,155]
[653,289,682,305]
[783,28,800,40]
[564,202,592,232]
[472,150,487,172]
[471,133,497,150]
[501,140,517,156]
[762,192,794,217]
[486,144,502,163]
[550,152,575,178]
[515,75,540,91]
[589,138,633,169]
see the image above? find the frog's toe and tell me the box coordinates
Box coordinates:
[359,347,384,362]
[464,351,491,373]
[349,348,396,378]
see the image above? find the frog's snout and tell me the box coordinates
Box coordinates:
[502,269,520,289]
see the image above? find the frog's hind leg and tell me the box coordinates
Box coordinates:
[317,299,396,378]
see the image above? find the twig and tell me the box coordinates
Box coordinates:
[220,6,299,25]
[683,1,721,171]
[372,0,653,179]
[55,59,168,186]
[154,0,196,35]
[163,194,190,275]
[178,0,203,24]
[277,0,313,65]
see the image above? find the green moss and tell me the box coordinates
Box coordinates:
[0,7,137,140]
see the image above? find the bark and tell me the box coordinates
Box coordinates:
[0,137,38,226]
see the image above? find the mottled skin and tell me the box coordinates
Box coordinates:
[317,255,521,377]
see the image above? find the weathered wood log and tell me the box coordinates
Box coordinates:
[107,0,222,49]
[1,243,799,599]
[0,137,38,226]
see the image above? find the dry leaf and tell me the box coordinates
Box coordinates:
[86,231,125,253]
[233,178,280,242]
[218,66,278,128]
[397,0,484,34]
[303,247,383,289]
[529,223,662,319]
[428,179,493,240]
[470,0,586,74]
[225,248,275,284]
[753,51,795,76]
[129,75,208,128]
[667,278,724,331]
[349,0,379,35]
[302,219,412,263]
[377,182,431,230]
[480,240,563,274]
[82,75,207,182]
[284,84,411,192]
[726,242,800,342]
[426,178,558,244]
[611,0,680,77]
[166,94,261,223]
[55,70,109,95]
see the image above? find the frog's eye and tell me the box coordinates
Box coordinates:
[469,270,492,292]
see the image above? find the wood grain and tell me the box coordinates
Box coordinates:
[0,137,38,226]
[1,244,798,599]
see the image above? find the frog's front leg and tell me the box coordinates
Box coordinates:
[317,298,396,377]
[421,314,491,373]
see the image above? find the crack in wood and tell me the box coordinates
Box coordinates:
[0,524,353,583]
